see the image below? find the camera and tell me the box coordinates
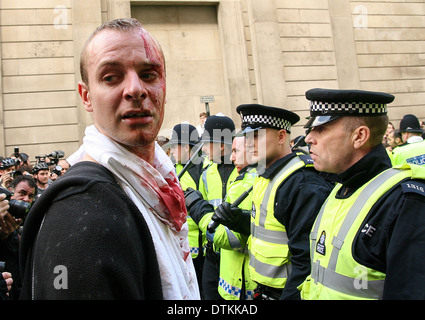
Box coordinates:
[35,150,64,166]
[13,147,21,167]
[47,150,64,165]
[51,165,62,177]
[0,187,31,220]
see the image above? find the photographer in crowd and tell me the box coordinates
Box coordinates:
[0,174,36,299]
[0,158,16,190]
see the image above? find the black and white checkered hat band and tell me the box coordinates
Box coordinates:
[242,114,292,131]
[310,101,387,115]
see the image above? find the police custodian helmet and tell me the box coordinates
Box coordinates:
[399,114,423,133]
[167,123,200,147]
[304,88,395,128]
[236,103,300,134]
[201,114,235,145]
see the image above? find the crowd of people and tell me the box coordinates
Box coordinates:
[0,17,424,301]
[0,151,70,299]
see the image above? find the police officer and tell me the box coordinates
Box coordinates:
[210,134,258,300]
[301,88,425,299]
[185,114,239,299]
[212,104,333,300]
[166,123,205,296]
[391,114,425,166]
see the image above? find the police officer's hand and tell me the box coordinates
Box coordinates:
[212,202,240,226]
[212,202,251,236]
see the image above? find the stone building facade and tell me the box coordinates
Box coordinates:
[0,0,424,161]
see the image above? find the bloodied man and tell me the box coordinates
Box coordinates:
[19,18,200,300]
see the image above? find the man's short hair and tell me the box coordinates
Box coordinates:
[80,18,164,86]
[11,174,37,191]
[344,115,389,147]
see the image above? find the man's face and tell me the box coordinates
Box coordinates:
[2,167,14,176]
[58,160,70,175]
[34,170,49,185]
[305,118,356,174]
[386,130,398,148]
[170,144,190,164]
[245,128,280,168]
[78,29,166,155]
[230,136,249,172]
[204,142,224,164]
[11,181,35,204]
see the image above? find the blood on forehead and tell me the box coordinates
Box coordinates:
[139,27,164,70]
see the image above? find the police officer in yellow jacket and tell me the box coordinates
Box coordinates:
[391,114,425,166]
[301,88,425,299]
[212,104,333,300]
[184,114,238,300]
[210,135,258,300]
[167,123,205,296]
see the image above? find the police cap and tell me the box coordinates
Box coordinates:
[201,114,235,145]
[304,88,394,128]
[236,104,299,134]
[167,123,199,147]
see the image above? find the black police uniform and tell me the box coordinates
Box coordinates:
[335,143,425,298]
[304,88,425,299]
[257,152,334,299]
[214,104,333,300]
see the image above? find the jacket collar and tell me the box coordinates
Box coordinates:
[337,143,392,194]
[260,152,297,180]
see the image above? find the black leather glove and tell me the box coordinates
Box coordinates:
[212,202,251,236]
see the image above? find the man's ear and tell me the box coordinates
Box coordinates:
[78,81,92,112]
[352,126,371,149]
[277,129,288,145]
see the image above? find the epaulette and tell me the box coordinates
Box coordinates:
[401,180,425,197]
[296,153,314,167]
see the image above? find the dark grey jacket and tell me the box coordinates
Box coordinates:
[20,161,163,299]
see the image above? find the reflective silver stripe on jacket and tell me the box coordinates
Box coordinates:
[225,226,242,249]
[201,166,222,207]
[311,260,384,299]
[250,157,303,279]
[310,168,405,299]
[248,255,292,279]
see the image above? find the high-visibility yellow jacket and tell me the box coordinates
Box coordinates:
[392,139,425,166]
[300,164,425,299]
[249,155,314,289]
[197,162,239,234]
[212,167,258,300]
